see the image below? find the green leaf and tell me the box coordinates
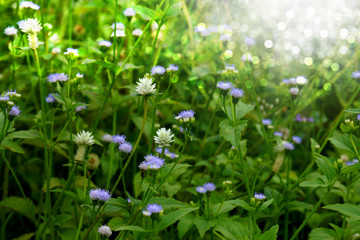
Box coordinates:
[219,119,247,147]
[0,197,36,223]
[255,225,279,240]
[159,207,198,231]
[324,203,360,220]
[212,202,237,216]
[161,182,182,198]
[226,199,255,212]
[300,175,329,188]
[345,109,360,114]
[310,138,321,153]
[341,162,360,175]
[165,2,182,18]
[214,217,248,240]
[132,5,156,20]
[1,138,25,154]
[194,217,217,238]
[150,197,188,209]
[178,214,195,239]
[131,115,152,140]
[13,233,35,240]
[117,62,144,72]
[309,227,337,240]
[259,199,273,212]
[224,101,254,121]
[6,130,41,139]
[329,135,356,155]
[314,153,336,182]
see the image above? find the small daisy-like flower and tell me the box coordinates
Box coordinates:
[203,182,216,192]
[47,73,69,83]
[74,130,95,146]
[4,26,18,36]
[6,90,21,98]
[123,8,136,17]
[351,71,360,79]
[346,159,359,166]
[288,78,297,85]
[175,110,195,122]
[196,186,207,194]
[98,40,112,47]
[90,188,111,202]
[142,210,151,216]
[167,64,179,72]
[0,96,10,102]
[112,134,126,144]
[139,155,165,170]
[111,22,125,30]
[17,18,42,34]
[245,36,256,45]
[154,128,174,147]
[292,136,302,144]
[76,72,84,78]
[132,28,143,37]
[274,132,283,137]
[64,48,79,56]
[151,66,166,76]
[98,225,112,237]
[229,88,244,98]
[289,87,299,96]
[20,1,40,10]
[262,119,272,125]
[241,53,253,62]
[283,141,294,150]
[135,77,156,96]
[119,142,133,154]
[296,75,308,85]
[111,29,126,37]
[254,192,266,200]
[9,105,21,116]
[142,204,163,216]
[216,81,233,91]
[46,93,56,103]
[102,134,113,142]
[75,105,87,112]
[51,47,61,54]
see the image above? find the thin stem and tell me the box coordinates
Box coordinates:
[68,0,72,47]
[290,180,336,240]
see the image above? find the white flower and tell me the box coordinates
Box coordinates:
[154,128,174,147]
[76,72,84,78]
[4,26,18,36]
[111,29,126,38]
[51,47,61,54]
[74,130,95,146]
[110,22,125,30]
[64,48,79,56]
[20,1,40,10]
[135,77,156,96]
[289,87,299,96]
[98,40,112,47]
[98,225,112,237]
[132,28,143,37]
[124,8,136,17]
[17,18,42,34]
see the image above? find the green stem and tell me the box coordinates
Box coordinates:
[68,0,72,47]
[290,180,336,240]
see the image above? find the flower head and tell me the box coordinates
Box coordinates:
[64,48,79,56]
[203,182,216,192]
[124,8,136,17]
[111,29,126,37]
[283,141,294,150]
[4,26,18,36]
[357,114,360,122]
[75,105,87,112]
[167,64,179,72]
[9,105,21,116]
[112,134,126,144]
[98,225,112,238]
[119,142,133,154]
[20,1,40,10]
[111,22,125,30]
[175,110,195,122]
[289,87,299,96]
[46,93,56,103]
[102,134,113,142]
[98,40,112,47]
[132,28,143,37]
[154,128,174,147]
[47,73,69,83]
[142,203,163,216]
[230,88,244,98]
[274,132,283,137]
[74,131,95,146]
[151,66,166,76]
[254,192,266,200]
[292,136,302,144]
[135,77,156,96]
[351,71,360,79]
[216,81,233,91]
[18,18,42,34]
[196,186,207,194]
[51,47,61,54]
[76,72,84,78]
[241,53,253,62]
[139,155,165,170]
[262,119,272,125]
[90,188,111,202]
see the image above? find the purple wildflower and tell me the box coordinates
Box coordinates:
[292,136,302,144]
[230,88,244,98]
[112,134,126,144]
[196,186,207,194]
[167,64,179,72]
[216,81,233,91]
[89,188,111,202]
[151,66,166,75]
[118,142,132,154]
[175,110,195,121]
[203,182,216,192]
[262,119,272,125]
[351,71,360,79]
[254,192,266,200]
[47,73,69,83]
[9,105,21,116]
